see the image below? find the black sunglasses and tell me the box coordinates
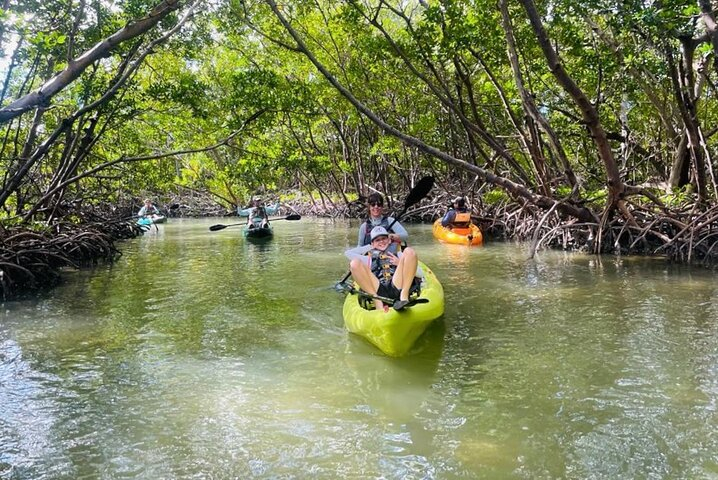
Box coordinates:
[369,202,383,207]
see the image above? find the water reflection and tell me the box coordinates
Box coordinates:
[1,220,718,478]
[242,240,277,268]
[344,320,445,411]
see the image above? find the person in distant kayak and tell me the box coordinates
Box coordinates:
[138,198,160,217]
[357,192,408,254]
[345,226,422,312]
[441,196,472,229]
[247,196,269,229]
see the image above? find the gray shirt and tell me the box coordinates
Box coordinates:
[356,216,409,248]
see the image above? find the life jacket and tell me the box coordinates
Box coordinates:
[369,249,396,284]
[250,207,268,224]
[357,248,422,310]
[362,216,391,245]
[451,211,472,228]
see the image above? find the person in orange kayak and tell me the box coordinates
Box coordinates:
[345,226,422,312]
[441,196,472,229]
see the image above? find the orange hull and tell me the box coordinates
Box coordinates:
[432,219,483,246]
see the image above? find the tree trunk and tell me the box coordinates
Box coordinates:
[666,43,708,201]
[0,0,184,124]
[499,0,578,194]
[517,0,624,209]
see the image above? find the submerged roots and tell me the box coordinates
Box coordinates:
[483,201,718,265]
[0,219,146,299]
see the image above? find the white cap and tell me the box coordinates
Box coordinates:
[370,226,390,241]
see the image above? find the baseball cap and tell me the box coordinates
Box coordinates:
[370,226,390,241]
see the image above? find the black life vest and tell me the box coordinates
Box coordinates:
[251,206,267,221]
[369,249,396,283]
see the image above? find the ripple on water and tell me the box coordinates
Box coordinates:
[2,222,718,479]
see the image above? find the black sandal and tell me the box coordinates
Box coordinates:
[393,299,409,311]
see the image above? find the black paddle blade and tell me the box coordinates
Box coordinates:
[267,214,301,222]
[406,298,429,306]
[209,222,247,231]
[404,176,434,208]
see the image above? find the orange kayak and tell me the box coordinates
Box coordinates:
[432,219,483,246]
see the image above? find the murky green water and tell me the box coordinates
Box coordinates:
[2,218,718,479]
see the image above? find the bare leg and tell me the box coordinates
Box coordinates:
[392,247,418,301]
[349,258,383,309]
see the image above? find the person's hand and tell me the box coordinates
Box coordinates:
[386,251,400,266]
[389,233,400,243]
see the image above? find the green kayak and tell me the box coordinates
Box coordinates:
[342,261,445,356]
[243,224,273,241]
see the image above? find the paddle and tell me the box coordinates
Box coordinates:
[335,175,435,288]
[209,214,301,231]
[336,281,429,308]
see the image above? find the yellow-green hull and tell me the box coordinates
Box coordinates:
[342,261,444,357]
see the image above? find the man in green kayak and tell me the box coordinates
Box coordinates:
[345,226,423,312]
[246,196,269,229]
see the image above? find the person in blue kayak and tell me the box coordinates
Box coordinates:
[246,196,269,229]
[357,192,408,253]
[138,198,160,217]
[441,196,472,229]
[345,226,422,312]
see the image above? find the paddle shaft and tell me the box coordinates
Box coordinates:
[209,214,300,231]
[339,282,428,306]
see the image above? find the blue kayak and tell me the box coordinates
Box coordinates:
[137,215,166,226]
